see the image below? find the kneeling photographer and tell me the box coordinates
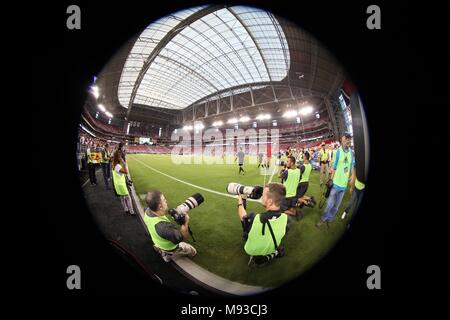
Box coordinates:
[235,183,289,268]
[278,156,302,219]
[144,190,197,262]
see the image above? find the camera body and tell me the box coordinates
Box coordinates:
[169,193,204,225]
[226,183,263,199]
[324,179,333,198]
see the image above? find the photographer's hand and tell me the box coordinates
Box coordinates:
[237,195,247,221]
[183,214,190,226]
[180,214,190,241]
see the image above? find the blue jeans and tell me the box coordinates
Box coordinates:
[321,186,346,222]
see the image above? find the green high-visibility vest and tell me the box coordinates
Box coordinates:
[300,163,312,183]
[355,178,365,190]
[320,149,328,161]
[283,168,300,197]
[86,149,92,164]
[112,166,129,196]
[333,147,353,189]
[101,149,110,164]
[144,211,178,251]
[244,213,288,256]
[332,149,337,161]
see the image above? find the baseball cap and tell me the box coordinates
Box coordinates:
[343,132,353,138]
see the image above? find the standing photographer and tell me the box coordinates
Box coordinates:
[144,190,197,262]
[341,164,365,220]
[237,183,288,267]
[100,143,111,190]
[317,133,355,228]
[318,142,330,187]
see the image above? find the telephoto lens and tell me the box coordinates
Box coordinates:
[169,193,205,225]
[226,183,263,199]
[185,193,204,209]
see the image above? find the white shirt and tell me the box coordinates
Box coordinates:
[115,163,124,176]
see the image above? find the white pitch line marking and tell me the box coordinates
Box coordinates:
[129,157,260,202]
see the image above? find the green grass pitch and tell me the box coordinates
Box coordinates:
[127,154,352,288]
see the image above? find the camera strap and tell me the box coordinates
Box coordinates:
[263,220,278,250]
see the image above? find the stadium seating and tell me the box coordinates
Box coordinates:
[126,145,172,154]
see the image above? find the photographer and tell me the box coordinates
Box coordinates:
[144,190,197,262]
[316,133,355,228]
[100,143,111,190]
[86,142,99,186]
[318,142,330,187]
[237,183,288,267]
[278,156,302,218]
[296,151,316,208]
[341,162,365,220]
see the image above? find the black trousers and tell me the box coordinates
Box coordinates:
[101,162,110,186]
[88,163,97,184]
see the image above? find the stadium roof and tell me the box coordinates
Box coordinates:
[118,5,290,110]
[93,4,345,127]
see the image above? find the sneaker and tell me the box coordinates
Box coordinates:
[248,256,269,268]
[248,256,257,268]
[153,246,172,262]
[161,253,172,262]
[341,211,347,219]
[315,219,325,228]
[125,210,130,215]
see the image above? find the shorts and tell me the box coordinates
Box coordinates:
[297,182,309,198]
[280,196,297,212]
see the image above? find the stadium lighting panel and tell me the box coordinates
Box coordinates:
[282,110,298,118]
[299,106,313,115]
[90,85,99,99]
[239,116,250,122]
[212,121,223,127]
[256,114,271,120]
[227,118,238,124]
